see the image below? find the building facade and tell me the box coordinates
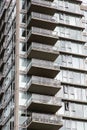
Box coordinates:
[0,0,87,130]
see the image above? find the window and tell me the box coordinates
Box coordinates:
[62,55,66,66]
[65,120,71,129]
[65,28,70,38]
[64,86,68,94]
[65,1,69,8]
[68,71,73,83]
[70,16,75,25]
[71,103,76,116]
[59,13,64,20]
[65,102,69,111]
[61,41,66,51]
[73,57,79,68]
[69,87,74,99]
[71,121,77,130]
[66,42,71,52]
[67,55,72,67]
[62,70,67,82]
[73,72,80,84]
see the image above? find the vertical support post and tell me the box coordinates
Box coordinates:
[14,0,20,130]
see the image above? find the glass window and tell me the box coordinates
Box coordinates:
[59,13,64,20]
[70,16,75,25]
[77,88,82,100]
[81,73,85,85]
[85,123,87,130]
[82,89,86,101]
[71,121,77,130]
[66,42,72,52]
[62,55,67,66]
[68,71,73,83]
[77,122,84,130]
[84,105,87,118]
[61,41,66,51]
[70,103,76,116]
[76,104,83,117]
[73,57,79,68]
[65,28,70,38]
[65,120,71,129]
[73,72,80,84]
[71,43,78,53]
[69,87,74,99]
[67,55,72,67]
[65,102,69,111]
[79,44,83,55]
[60,27,65,37]
[63,86,68,94]
[65,1,69,9]
[62,70,67,82]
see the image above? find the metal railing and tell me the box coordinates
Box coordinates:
[25,94,61,107]
[24,58,59,73]
[27,27,59,41]
[27,42,59,56]
[20,112,62,128]
[29,0,83,15]
[28,12,57,23]
[20,75,60,91]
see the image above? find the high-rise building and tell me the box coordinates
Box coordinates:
[0,0,87,130]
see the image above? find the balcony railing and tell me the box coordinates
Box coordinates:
[28,0,83,15]
[21,76,60,89]
[29,42,58,52]
[27,12,84,29]
[26,42,59,60]
[20,76,61,95]
[21,94,61,108]
[27,12,57,24]
[27,27,59,42]
[20,112,62,128]
[24,58,59,72]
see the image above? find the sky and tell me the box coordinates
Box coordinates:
[82,0,87,3]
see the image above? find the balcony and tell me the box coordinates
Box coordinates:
[21,59,60,78]
[19,113,63,130]
[0,73,4,83]
[27,12,84,30]
[0,19,5,32]
[20,94,61,114]
[0,58,4,69]
[0,0,6,18]
[0,45,5,56]
[0,102,4,113]
[0,87,4,98]
[28,0,83,16]
[27,42,59,61]
[27,27,59,45]
[20,76,61,96]
[27,12,58,30]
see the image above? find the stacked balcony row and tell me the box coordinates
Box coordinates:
[19,0,63,129]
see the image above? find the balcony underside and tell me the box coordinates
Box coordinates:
[27,44,59,61]
[27,32,58,45]
[26,121,62,130]
[0,107,3,114]
[27,65,59,78]
[0,91,4,99]
[27,102,61,114]
[28,17,57,30]
[0,125,2,129]
[27,78,60,96]
[29,2,56,15]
